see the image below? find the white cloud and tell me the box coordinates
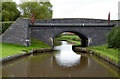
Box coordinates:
[14,0,120,20]
[50,0,120,20]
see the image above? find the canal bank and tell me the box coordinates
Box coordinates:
[2,41,119,77]
[1,38,52,58]
[72,42,120,68]
[1,48,53,64]
[73,46,120,68]
[54,34,81,45]
[1,34,120,77]
[55,34,120,68]
[1,38,53,63]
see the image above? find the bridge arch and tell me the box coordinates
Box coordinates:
[0,18,114,47]
[52,31,89,47]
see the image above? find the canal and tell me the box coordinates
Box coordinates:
[2,41,119,77]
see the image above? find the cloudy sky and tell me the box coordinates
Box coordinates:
[14,0,120,20]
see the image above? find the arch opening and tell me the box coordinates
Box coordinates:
[53,31,88,47]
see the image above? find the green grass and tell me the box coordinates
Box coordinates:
[61,35,79,38]
[55,38,81,45]
[0,21,14,23]
[1,38,51,58]
[64,39,81,44]
[55,34,81,45]
[86,45,120,63]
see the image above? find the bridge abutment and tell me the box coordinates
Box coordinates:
[0,18,31,46]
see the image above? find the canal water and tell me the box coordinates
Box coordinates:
[2,41,119,77]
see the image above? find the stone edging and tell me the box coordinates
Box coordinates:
[73,46,120,68]
[0,48,53,64]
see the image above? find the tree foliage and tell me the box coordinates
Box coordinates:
[2,2,20,21]
[0,22,13,34]
[19,1,53,19]
[107,26,120,48]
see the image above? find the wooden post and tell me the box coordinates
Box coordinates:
[108,12,110,25]
[30,13,35,24]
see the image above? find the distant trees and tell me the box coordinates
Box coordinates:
[2,2,20,21]
[19,1,53,19]
[1,1,53,34]
[2,1,53,21]
[0,22,13,33]
[107,27,120,48]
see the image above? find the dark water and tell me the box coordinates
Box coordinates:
[1,41,119,77]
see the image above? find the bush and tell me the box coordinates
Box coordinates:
[0,21,13,34]
[2,2,20,21]
[107,26,120,48]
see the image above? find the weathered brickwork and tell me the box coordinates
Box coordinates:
[0,18,116,47]
[0,18,31,46]
[30,26,113,47]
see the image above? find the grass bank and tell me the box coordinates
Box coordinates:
[75,45,119,66]
[55,34,81,45]
[86,45,120,64]
[61,35,79,38]
[1,38,52,58]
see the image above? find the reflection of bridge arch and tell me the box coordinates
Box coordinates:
[53,31,88,47]
[53,53,88,70]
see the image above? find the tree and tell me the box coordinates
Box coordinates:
[19,1,53,19]
[107,27,120,48]
[2,2,20,21]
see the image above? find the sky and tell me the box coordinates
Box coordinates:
[14,0,120,20]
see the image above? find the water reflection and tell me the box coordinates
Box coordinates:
[54,41,81,67]
[2,41,119,77]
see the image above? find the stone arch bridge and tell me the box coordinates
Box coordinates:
[0,18,117,47]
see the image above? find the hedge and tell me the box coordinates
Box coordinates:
[107,26,120,48]
[0,21,13,34]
